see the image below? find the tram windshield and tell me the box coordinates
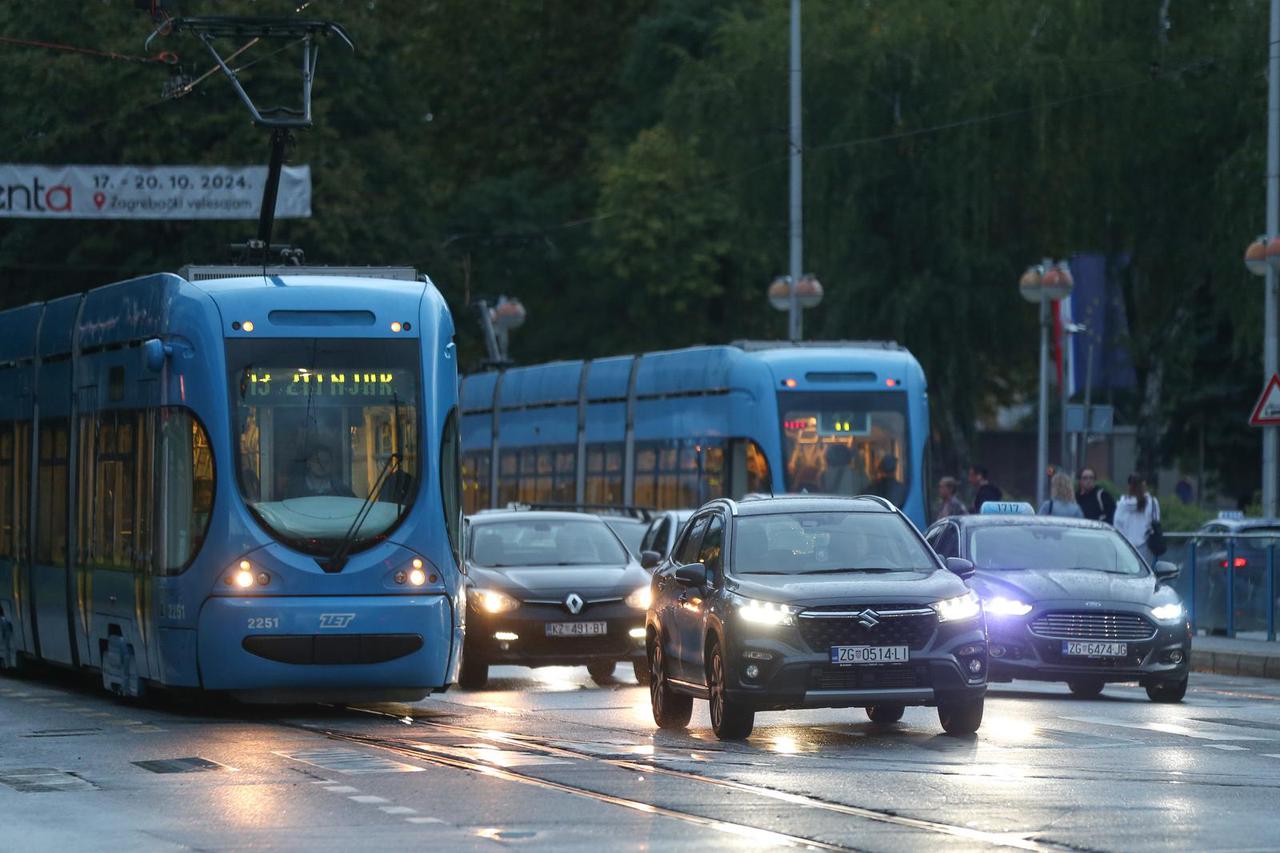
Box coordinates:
[227,338,420,556]
[778,391,909,507]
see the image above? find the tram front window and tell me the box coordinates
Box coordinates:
[227,338,420,556]
[778,391,909,506]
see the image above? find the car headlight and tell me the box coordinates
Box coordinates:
[932,589,981,623]
[734,595,797,627]
[1152,602,1184,623]
[985,597,1032,617]
[472,589,520,614]
[625,585,653,610]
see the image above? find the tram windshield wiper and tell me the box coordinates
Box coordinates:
[322,451,400,573]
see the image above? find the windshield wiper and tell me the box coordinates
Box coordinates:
[322,451,400,573]
[794,567,901,575]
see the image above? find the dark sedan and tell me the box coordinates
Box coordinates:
[460,511,652,688]
[925,508,1191,702]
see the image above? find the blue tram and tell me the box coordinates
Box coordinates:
[460,341,930,528]
[0,265,464,701]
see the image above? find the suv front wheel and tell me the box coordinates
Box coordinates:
[708,641,754,740]
[937,696,984,736]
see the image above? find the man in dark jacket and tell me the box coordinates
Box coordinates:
[1076,467,1116,524]
[968,465,1002,513]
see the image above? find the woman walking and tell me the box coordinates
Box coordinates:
[1039,471,1084,518]
[1113,474,1161,563]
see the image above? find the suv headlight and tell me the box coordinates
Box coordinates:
[625,585,653,610]
[472,589,520,614]
[1151,602,1184,623]
[932,590,981,623]
[734,595,798,627]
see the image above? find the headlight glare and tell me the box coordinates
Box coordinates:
[736,596,796,626]
[625,585,653,610]
[1152,602,1184,623]
[473,589,520,614]
[985,597,1032,616]
[933,589,981,623]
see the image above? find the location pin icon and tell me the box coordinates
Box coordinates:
[93,192,106,209]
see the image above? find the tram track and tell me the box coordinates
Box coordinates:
[298,709,1090,853]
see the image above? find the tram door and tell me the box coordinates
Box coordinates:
[29,419,75,666]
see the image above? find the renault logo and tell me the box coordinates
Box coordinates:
[565,593,584,615]
[856,609,880,628]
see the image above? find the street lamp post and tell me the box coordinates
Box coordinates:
[787,0,803,342]
[1021,260,1074,507]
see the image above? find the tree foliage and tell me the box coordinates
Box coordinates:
[0,0,1271,501]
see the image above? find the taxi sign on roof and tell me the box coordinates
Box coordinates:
[980,501,1035,516]
[1218,510,1245,521]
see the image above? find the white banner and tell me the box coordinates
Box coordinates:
[0,164,311,220]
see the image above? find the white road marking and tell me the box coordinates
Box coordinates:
[379,806,416,815]
[1063,716,1269,741]
[405,817,445,824]
[349,795,389,804]
[1206,744,1249,751]
[1262,754,1280,759]
[323,785,359,793]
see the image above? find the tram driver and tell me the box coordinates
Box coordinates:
[288,444,356,499]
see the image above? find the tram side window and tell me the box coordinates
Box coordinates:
[585,443,622,505]
[0,423,13,560]
[441,410,462,567]
[35,420,69,564]
[497,446,575,506]
[85,413,138,569]
[461,450,491,515]
[154,408,215,575]
[634,439,724,510]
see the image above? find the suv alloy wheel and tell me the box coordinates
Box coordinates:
[708,641,754,740]
[650,640,693,729]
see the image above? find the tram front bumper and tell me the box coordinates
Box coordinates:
[198,594,457,699]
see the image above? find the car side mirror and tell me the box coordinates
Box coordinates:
[674,563,707,586]
[640,550,662,570]
[1153,560,1179,580]
[946,557,976,580]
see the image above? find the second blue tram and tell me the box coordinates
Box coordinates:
[460,341,930,528]
[0,265,464,701]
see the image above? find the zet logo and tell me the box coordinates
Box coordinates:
[318,613,355,629]
[0,178,72,213]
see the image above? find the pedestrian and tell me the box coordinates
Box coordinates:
[1075,467,1116,524]
[868,454,906,507]
[1039,471,1084,517]
[968,465,1002,513]
[1113,474,1161,563]
[937,476,967,518]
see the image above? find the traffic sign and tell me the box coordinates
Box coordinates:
[1250,374,1280,426]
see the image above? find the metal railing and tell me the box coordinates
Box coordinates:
[1163,532,1280,641]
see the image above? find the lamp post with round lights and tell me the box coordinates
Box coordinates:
[1020,259,1074,507]
[768,275,823,340]
[1245,235,1280,516]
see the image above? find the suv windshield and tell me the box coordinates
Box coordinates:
[969,525,1147,575]
[469,518,630,567]
[732,511,935,575]
[228,338,420,556]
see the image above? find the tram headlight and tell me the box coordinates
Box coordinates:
[408,567,427,586]
[471,589,519,614]
[233,569,254,589]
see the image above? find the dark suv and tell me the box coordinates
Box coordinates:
[644,495,987,739]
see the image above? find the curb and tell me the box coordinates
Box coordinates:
[1191,648,1280,680]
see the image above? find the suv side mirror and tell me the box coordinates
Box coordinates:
[1153,560,1179,580]
[674,563,707,586]
[640,550,662,570]
[946,557,976,580]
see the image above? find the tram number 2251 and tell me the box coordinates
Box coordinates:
[247,617,280,630]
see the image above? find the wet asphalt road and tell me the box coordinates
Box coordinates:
[3,665,1280,852]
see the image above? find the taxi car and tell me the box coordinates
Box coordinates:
[646,495,988,739]
[461,510,652,688]
[924,502,1191,702]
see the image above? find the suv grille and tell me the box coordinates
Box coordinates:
[1030,612,1156,641]
[797,606,937,652]
[808,663,932,691]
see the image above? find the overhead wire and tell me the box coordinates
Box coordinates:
[0,34,176,64]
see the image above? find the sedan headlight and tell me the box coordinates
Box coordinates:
[472,588,520,614]
[985,597,1033,617]
[625,585,653,610]
[735,595,797,627]
[932,589,981,623]
[1151,602,1185,623]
